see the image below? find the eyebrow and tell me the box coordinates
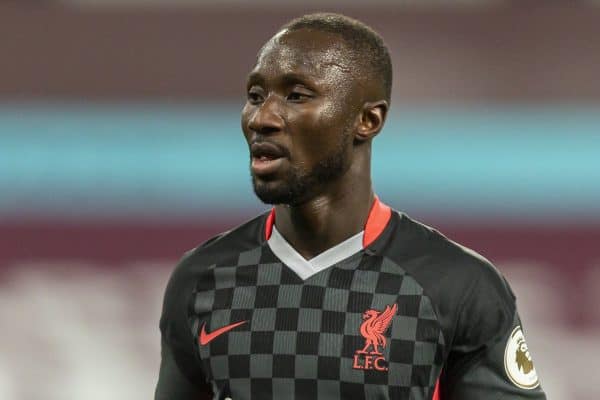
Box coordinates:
[246,72,264,87]
[246,72,315,90]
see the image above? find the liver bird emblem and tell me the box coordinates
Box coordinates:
[357,304,397,354]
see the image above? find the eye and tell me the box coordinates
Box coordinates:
[286,87,314,103]
[287,92,308,102]
[247,87,264,105]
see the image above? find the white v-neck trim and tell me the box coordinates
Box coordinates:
[267,226,364,280]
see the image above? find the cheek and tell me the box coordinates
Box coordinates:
[290,102,350,154]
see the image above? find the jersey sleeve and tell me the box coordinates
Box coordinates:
[155,338,212,400]
[440,266,546,399]
[155,251,213,400]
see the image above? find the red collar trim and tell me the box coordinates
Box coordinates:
[362,196,392,247]
[264,208,276,241]
[264,196,392,248]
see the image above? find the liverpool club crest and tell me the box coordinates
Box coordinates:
[353,304,397,371]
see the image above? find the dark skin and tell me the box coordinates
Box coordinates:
[241,28,388,259]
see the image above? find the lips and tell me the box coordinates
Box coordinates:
[251,142,286,159]
[250,141,288,176]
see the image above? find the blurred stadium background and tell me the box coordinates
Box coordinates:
[1,1,599,399]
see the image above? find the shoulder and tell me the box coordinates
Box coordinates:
[383,211,517,343]
[386,212,510,289]
[160,212,268,333]
[169,211,268,284]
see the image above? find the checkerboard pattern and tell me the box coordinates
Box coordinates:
[190,245,445,399]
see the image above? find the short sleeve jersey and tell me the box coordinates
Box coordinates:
[155,198,546,400]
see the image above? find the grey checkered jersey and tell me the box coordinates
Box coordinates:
[156,206,546,400]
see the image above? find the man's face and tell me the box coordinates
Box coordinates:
[241,29,361,206]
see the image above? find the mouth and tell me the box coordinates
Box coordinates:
[250,142,288,176]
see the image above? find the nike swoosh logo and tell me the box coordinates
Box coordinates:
[199,320,247,346]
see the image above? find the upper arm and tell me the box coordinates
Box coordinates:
[442,313,545,400]
[155,338,212,400]
[441,268,546,400]
[155,253,212,400]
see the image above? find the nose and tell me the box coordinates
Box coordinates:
[247,96,284,135]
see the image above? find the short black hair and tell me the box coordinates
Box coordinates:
[280,13,393,102]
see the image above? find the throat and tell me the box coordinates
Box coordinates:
[273,192,375,259]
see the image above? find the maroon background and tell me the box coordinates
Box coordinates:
[2,3,600,103]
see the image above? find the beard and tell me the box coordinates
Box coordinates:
[251,138,350,206]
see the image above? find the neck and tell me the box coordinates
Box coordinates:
[273,175,374,260]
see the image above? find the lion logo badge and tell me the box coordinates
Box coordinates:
[504,326,540,389]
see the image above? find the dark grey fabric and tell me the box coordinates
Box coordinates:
[155,210,546,399]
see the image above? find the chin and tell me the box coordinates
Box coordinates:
[253,180,292,205]
[251,164,321,206]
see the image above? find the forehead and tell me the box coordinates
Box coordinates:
[249,29,353,84]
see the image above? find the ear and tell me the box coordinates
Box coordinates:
[355,100,388,142]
